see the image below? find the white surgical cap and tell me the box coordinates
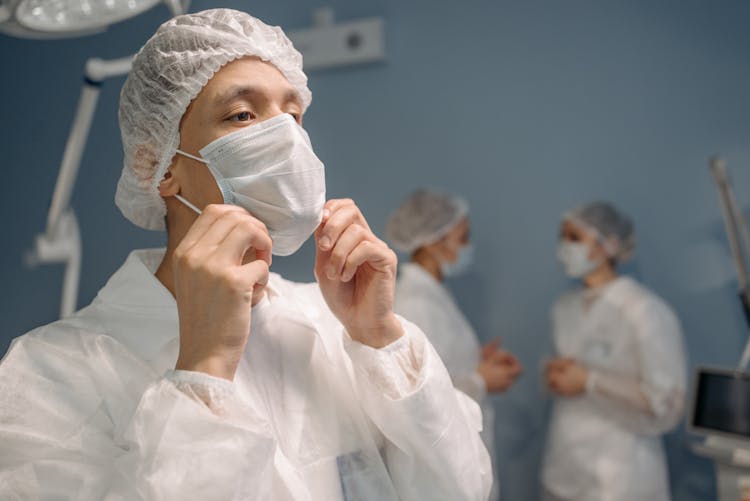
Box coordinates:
[386,189,469,253]
[563,201,636,262]
[116,8,311,230]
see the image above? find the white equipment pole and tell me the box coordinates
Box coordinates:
[709,157,750,370]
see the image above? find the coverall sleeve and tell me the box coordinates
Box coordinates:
[587,298,687,435]
[396,297,486,403]
[0,327,285,500]
[344,317,493,501]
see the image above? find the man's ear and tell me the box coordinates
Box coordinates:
[158,166,180,198]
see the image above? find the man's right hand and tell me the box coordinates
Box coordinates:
[478,348,523,393]
[172,204,272,381]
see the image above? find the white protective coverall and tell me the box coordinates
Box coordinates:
[542,276,687,501]
[0,249,492,500]
[394,262,499,500]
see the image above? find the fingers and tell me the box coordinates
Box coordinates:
[482,338,501,360]
[323,223,369,279]
[240,259,270,290]
[489,349,514,364]
[314,198,395,283]
[488,349,521,369]
[322,198,370,228]
[546,357,574,372]
[341,240,396,282]
[507,357,524,376]
[177,204,249,253]
[316,199,372,252]
[503,355,523,378]
[217,218,273,266]
[219,259,270,303]
[547,374,561,393]
[546,360,562,372]
[175,205,272,269]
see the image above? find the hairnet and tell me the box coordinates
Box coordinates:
[386,189,469,253]
[116,8,312,230]
[563,201,636,262]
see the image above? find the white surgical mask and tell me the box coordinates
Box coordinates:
[557,241,601,278]
[441,243,474,278]
[174,113,326,256]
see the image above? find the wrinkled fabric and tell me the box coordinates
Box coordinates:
[542,276,687,501]
[116,9,312,231]
[0,249,492,501]
[394,262,499,501]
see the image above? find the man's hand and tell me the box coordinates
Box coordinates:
[545,357,588,396]
[315,199,403,348]
[172,204,272,381]
[477,347,523,393]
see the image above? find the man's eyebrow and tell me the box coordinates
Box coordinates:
[283,89,302,107]
[215,85,301,107]
[215,85,259,105]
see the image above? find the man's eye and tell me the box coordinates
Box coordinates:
[229,111,253,122]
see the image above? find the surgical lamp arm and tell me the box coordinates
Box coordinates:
[46,56,133,234]
[29,56,132,319]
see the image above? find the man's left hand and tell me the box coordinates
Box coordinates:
[315,199,403,348]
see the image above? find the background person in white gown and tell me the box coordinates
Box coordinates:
[542,201,687,501]
[387,189,523,500]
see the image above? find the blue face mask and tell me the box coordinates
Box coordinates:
[441,243,474,278]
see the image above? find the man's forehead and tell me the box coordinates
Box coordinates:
[205,58,300,104]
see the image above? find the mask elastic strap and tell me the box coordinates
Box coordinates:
[171,149,205,214]
[173,193,202,215]
[175,148,207,164]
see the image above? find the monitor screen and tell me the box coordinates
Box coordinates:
[692,368,750,438]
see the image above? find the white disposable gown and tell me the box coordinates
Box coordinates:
[542,276,687,501]
[393,262,499,500]
[0,249,492,500]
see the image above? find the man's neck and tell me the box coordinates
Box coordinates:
[155,246,178,298]
[155,216,191,298]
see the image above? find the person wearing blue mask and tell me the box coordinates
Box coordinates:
[386,189,523,501]
[542,201,687,501]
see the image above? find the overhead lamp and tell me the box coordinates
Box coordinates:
[0,0,174,38]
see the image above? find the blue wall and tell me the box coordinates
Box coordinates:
[2,1,750,499]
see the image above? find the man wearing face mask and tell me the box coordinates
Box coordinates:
[386,189,523,501]
[542,201,687,501]
[0,10,492,500]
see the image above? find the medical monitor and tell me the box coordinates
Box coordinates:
[689,366,750,441]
